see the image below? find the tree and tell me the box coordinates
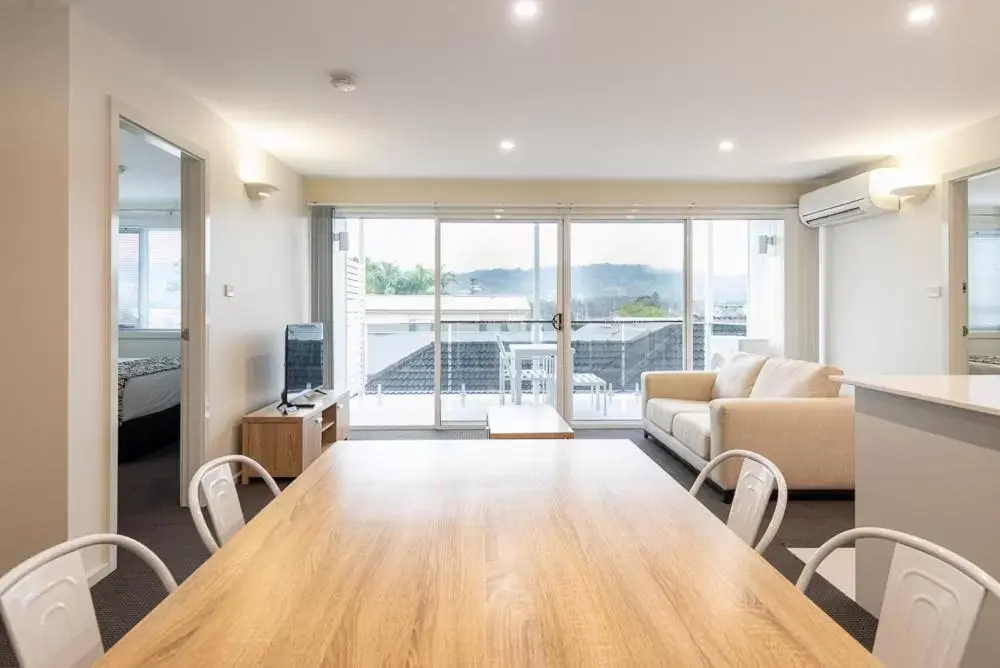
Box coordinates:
[365,259,436,295]
[395,264,434,294]
[616,294,667,317]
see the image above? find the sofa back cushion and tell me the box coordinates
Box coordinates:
[712,353,768,399]
[749,358,843,399]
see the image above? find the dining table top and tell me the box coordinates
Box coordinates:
[96,439,880,667]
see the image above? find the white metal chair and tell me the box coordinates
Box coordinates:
[797,527,1000,668]
[188,454,281,554]
[522,354,555,404]
[690,450,788,554]
[0,533,177,668]
[496,334,515,404]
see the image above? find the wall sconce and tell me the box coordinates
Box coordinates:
[890,184,935,205]
[244,182,280,200]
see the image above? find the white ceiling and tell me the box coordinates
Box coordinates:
[118,124,180,204]
[74,0,1000,181]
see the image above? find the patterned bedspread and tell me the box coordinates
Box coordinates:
[118,357,181,425]
[970,355,1000,365]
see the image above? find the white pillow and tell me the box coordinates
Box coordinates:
[749,358,843,398]
[712,352,768,399]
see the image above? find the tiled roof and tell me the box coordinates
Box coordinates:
[366,322,747,395]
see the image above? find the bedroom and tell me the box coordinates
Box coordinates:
[116,121,185,510]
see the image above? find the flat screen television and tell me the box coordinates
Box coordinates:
[284,323,324,404]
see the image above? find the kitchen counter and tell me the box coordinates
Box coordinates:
[838,375,1000,667]
[835,374,1000,417]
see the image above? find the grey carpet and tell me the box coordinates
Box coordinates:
[0,430,874,666]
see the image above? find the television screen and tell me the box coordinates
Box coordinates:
[285,323,324,396]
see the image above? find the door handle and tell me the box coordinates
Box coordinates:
[551,313,563,331]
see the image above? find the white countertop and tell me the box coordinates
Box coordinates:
[834,375,1000,417]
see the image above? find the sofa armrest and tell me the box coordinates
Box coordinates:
[641,372,717,407]
[708,397,855,490]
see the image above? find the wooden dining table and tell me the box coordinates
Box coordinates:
[96,439,881,667]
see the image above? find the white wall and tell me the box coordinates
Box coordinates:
[0,4,308,575]
[68,10,309,575]
[307,177,807,208]
[824,114,1000,375]
[0,4,71,573]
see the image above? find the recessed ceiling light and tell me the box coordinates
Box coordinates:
[499,139,516,153]
[719,140,736,152]
[513,1,539,20]
[907,4,936,24]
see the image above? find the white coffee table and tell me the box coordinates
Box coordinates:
[486,404,574,440]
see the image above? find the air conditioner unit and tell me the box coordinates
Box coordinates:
[799,169,899,228]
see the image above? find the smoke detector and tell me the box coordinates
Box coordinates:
[330,72,357,92]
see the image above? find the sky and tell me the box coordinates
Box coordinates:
[353,218,762,276]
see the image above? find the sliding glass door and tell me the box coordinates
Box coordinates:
[334,213,784,428]
[565,220,687,422]
[437,219,560,424]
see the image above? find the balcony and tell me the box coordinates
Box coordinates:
[353,321,747,426]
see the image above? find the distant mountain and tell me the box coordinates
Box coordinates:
[446,264,747,304]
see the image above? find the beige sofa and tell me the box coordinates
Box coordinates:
[641,354,854,500]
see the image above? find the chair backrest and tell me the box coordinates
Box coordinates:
[796,527,1000,668]
[0,534,177,668]
[690,450,788,554]
[188,454,281,554]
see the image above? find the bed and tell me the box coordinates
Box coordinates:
[969,355,1000,375]
[118,357,181,461]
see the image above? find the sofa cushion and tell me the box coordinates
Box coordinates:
[645,399,710,433]
[749,358,843,399]
[671,413,712,458]
[712,352,768,399]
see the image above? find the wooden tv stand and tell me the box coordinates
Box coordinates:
[240,388,351,484]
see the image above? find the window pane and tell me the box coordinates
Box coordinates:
[692,220,750,369]
[569,220,685,421]
[692,219,783,368]
[118,231,140,328]
[969,234,1000,331]
[352,218,436,427]
[147,229,182,329]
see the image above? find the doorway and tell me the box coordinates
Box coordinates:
[110,114,208,571]
[954,167,1000,374]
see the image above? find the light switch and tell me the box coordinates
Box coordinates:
[926,286,942,299]
[224,284,236,298]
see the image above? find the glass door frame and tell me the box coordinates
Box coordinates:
[433,215,566,427]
